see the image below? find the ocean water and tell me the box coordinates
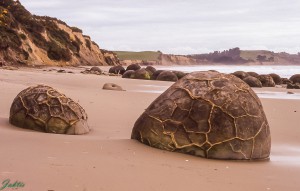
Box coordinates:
[157,65,300,78]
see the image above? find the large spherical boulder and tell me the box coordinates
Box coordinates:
[232,71,249,80]
[131,69,151,80]
[126,63,141,71]
[9,85,90,135]
[109,65,125,75]
[131,71,271,160]
[243,76,262,88]
[258,75,275,87]
[290,74,300,84]
[269,73,282,85]
[156,71,178,82]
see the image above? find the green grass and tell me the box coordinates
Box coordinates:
[113,51,161,61]
[240,50,274,61]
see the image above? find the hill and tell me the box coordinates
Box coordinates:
[114,48,300,65]
[0,0,119,66]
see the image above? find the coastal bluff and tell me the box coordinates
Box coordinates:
[0,0,119,66]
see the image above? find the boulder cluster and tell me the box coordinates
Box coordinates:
[231,71,300,89]
[109,64,300,89]
[109,64,187,82]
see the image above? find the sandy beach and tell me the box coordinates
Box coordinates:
[1,67,300,191]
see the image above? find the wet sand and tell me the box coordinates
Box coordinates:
[0,67,300,191]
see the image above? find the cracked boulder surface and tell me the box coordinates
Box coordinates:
[9,85,90,135]
[131,71,271,160]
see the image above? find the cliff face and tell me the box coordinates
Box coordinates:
[0,0,119,66]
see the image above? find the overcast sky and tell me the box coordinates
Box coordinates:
[21,0,300,54]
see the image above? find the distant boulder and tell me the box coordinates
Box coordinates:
[247,72,259,78]
[156,71,178,82]
[131,69,151,80]
[287,83,300,89]
[145,66,156,74]
[243,76,262,88]
[122,70,135,79]
[90,66,102,74]
[282,78,292,84]
[232,71,249,80]
[290,74,300,84]
[151,70,164,80]
[172,71,188,79]
[258,75,275,87]
[109,65,125,75]
[269,73,282,85]
[126,63,141,71]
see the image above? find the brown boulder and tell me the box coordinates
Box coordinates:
[156,71,178,82]
[243,76,262,88]
[258,75,275,87]
[122,70,135,79]
[126,63,141,71]
[232,71,249,80]
[290,74,300,84]
[109,65,125,75]
[269,73,282,85]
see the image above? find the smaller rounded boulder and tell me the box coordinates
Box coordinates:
[9,85,90,135]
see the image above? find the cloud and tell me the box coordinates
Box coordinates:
[20,0,300,54]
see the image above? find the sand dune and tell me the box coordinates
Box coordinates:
[0,67,300,191]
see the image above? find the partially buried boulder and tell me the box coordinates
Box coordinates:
[131,71,271,160]
[102,83,124,91]
[109,65,125,75]
[243,76,262,88]
[258,75,275,87]
[156,71,178,82]
[9,85,90,135]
